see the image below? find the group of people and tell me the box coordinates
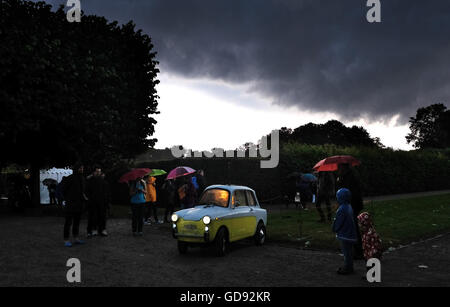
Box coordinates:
[60,163,110,247]
[128,170,206,236]
[331,164,383,275]
[288,164,383,275]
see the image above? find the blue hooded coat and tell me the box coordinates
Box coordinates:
[332,188,357,242]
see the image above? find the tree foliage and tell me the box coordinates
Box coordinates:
[0,0,160,168]
[279,120,383,148]
[406,104,450,149]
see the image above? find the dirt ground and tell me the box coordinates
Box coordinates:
[0,215,449,287]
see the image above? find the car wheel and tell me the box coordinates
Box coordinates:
[215,228,227,257]
[177,241,188,254]
[254,222,266,246]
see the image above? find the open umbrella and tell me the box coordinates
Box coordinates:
[119,168,151,183]
[313,155,361,172]
[43,178,57,186]
[147,169,167,177]
[301,173,317,182]
[166,166,196,180]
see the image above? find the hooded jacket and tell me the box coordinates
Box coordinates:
[358,212,383,260]
[145,177,157,203]
[332,188,357,242]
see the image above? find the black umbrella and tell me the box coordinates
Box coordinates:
[43,178,57,186]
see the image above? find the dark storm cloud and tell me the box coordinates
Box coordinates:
[48,0,450,121]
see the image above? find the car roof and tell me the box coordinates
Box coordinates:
[205,185,256,194]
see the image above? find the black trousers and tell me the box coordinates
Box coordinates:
[145,201,158,221]
[87,202,107,233]
[131,203,144,233]
[164,202,175,222]
[316,193,332,220]
[64,212,82,240]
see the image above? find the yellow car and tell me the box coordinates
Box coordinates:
[171,185,267,256]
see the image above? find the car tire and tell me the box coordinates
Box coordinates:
[177,241,188,254]
[254,222,266,246]
[214,228,227,257]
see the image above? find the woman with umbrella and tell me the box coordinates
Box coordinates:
[313,156,364,259]
[119,168,150,236]
[167,167,197,209]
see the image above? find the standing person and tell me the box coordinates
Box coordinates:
[196,170,207,196]
[162,179,177,223]
[130,177,146,236]
[178,175,197,209]
[55,176,67,207]
[357,212,383,261]
[48,182,57,206]
[144,176,159,224]
[86,166,110,237]
[63,163,88,247]
[332,188,358,275]
[297,175,312,210]
[336,163,364,259]
[316,171,335,223]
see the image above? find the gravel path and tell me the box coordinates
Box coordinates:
[0,216,448,287]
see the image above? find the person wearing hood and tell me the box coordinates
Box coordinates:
[332,188,358,275]
[357,212,383,261]
[144,176,160,224]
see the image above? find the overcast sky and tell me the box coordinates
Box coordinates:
[43,0,450,150]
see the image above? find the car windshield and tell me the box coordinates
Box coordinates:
[198,189,230,208]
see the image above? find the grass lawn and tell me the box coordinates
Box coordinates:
[268,193,450,251]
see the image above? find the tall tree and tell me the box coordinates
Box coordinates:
[406,104,450,149]
[0,0,160,206]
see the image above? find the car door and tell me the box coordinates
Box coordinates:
[231,190,258,240]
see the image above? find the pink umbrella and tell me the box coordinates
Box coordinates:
[313,155,360,172]
[166,166,196,180]
[119,168,151,183]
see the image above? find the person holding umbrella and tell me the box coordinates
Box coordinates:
[144,175,160,224]
[337,163,364,259]
[167,166,197,209]
[316,171,335,223]
[119,168,151,236]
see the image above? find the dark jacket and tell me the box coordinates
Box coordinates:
[336,170,363,214]
[317,172,335,198]
[332,189,357,242]
[63,173,87,213]
[196,175,207,196]
[86,176,109,206]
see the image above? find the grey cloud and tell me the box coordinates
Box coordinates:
[47,0,450,122]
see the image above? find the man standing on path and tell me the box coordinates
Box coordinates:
[86,166,110,237]
[63,162,88,247]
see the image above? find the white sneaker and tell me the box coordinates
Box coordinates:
[101,230,108,237]
[92,230,98,236]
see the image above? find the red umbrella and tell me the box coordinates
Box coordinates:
[166,166,196,180]
[119,168,151,183]
[313,155,361,172]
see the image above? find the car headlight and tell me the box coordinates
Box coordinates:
[171,214,178,223]
[202,216,211,225]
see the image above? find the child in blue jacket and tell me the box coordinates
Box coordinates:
[332,188,358,274]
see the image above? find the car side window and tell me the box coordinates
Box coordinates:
[233,190,248,207]
[246,191,256,207]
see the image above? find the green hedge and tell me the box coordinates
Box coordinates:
[107,145,450,204]
[280,143,450,196]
